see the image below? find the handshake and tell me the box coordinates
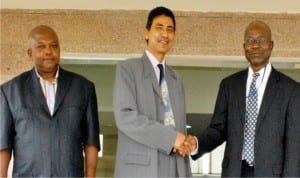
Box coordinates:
[173,132,197,157]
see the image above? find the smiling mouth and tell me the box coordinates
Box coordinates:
[44,58,55,61]
[249,53,262,57]
[159,41,168,45]
[158,37,169,44]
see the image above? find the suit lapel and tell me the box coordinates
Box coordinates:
[141,53,162,98]
[165,65,177,114]
[237,70,248,125]
[256,68,279,129]
[165,65,180,128]
[53,68,72,116]
[29,69,50,115]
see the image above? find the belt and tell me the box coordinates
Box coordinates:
[242,160,255,167]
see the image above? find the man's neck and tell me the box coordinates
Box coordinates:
[146,49,165,63]
[40,73,56,82]
[250,63,268,73]
[36,67,58,83]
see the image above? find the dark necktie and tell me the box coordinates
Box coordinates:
[157,64,164,86]
[243,72,260,164]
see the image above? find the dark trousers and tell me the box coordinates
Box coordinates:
[241,160,254,177]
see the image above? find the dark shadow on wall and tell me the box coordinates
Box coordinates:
[187,113,212,136]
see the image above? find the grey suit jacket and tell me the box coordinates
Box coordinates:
[113,53,191,177]
[0,68,100,177]
[191,67,299,177]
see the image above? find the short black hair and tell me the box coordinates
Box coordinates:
[145,6,176,32]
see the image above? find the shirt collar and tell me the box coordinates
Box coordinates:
[35,66,59,84]
[248,62,272,78]
[145,50,166,69]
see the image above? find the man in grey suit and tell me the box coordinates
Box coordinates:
[0,25,100,177]
[186,21,300,177]
[113,6,192,177]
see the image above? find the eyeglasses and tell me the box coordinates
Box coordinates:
[244,37,271,46]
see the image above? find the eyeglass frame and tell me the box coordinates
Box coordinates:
[244,37,273,46]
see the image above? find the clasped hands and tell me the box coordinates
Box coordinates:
[173,132,197,157]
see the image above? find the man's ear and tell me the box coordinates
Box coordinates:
[27,48,32,57]
[270,40,274,50]
[144,30,149,41]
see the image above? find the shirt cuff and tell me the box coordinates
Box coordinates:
[190,136,198,155]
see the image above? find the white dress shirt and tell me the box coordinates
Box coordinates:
[246,63,272,112]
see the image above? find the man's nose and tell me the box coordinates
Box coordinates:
[44,46,53,54]
[251,42,261,49]
[160,28,168,37]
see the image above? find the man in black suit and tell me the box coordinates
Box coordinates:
[0,25,100,177]
[186,21,299,177]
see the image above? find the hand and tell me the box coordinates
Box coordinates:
[174,144,189,157]
[183,134,197,154]
[173,134,197,157]
[173,132,188,157]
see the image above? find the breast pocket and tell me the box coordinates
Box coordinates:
[14,108,33,143]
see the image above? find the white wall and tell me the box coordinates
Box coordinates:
[1,0,300,13]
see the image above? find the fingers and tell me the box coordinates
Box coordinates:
[173,133,197,157]
[174,132,185,148]
[173,132,186,156]
[184,135,197,151]
[174,144,190,157]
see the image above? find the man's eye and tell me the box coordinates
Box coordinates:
[167,28,174,33]
[37,45,45,49]
[245,38,254,44]
[257,38,267,43]
[51,44,58,48]
[155,26,163,30]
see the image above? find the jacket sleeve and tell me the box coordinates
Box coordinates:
[283,84,300,177]
[0,86,14,151]
[82,83,101,150]
[192,79,227,160]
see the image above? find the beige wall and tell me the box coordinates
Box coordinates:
[1,9,300,83]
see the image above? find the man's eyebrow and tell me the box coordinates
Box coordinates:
[154,23,164,27]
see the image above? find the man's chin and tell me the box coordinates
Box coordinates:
[158,49,170,55]
[37,66,58,73]
[249,57,263,64]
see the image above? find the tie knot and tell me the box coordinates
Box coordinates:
[253,73,260,80]
[157,64,164,71]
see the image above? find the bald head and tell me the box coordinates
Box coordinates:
[244,20,272,40]
[28,25,59,41]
